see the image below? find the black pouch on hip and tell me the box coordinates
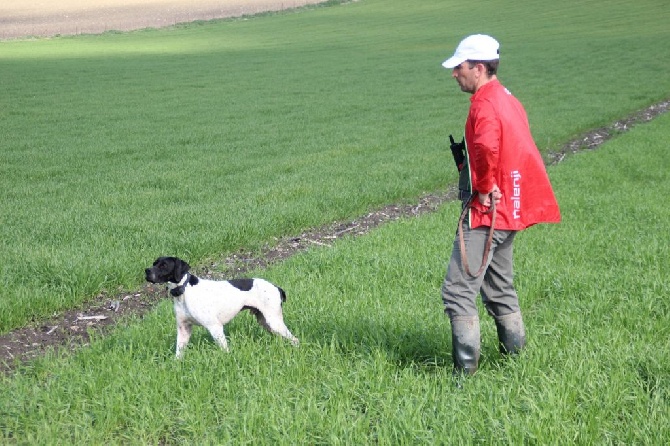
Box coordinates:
[449,135,466,172]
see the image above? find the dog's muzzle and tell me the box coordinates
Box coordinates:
[145,268,159,283]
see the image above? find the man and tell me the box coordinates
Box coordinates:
[440,34,561,375]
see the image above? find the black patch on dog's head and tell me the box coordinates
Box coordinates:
[228,278,254,292]
[145,256,190,284]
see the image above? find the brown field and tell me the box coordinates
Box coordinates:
[0,0,326,39]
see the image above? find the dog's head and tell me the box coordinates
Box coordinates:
[145,256,190,284]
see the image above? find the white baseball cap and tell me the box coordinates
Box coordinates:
[442,34,500,69]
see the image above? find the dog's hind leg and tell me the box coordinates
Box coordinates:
[205,324,230,352]
[252,310,299,346]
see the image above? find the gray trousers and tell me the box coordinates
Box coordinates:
[442,221,520,320]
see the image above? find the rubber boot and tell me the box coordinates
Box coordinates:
[450,316,480,375]
[494,311,526,355]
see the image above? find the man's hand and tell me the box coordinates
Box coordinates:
[478,184,502,208]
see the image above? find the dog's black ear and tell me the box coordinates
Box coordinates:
[172,257,190,283]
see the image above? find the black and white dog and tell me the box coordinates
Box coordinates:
[145,256,299,358]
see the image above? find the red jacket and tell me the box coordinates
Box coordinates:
[465,80,561,230]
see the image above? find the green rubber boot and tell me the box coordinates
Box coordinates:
[494,311,526,355]
[450,316,481,375]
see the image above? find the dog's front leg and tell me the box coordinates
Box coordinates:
[206,325,229,352]
[175,321,192,359]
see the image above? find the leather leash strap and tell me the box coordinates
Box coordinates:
[458,193,496,278]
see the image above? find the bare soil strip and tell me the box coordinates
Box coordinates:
[1,99,667,374]
[0,0,327,40]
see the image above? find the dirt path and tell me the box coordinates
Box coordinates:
[0,0,327,39]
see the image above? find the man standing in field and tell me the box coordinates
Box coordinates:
[440,34,560,375]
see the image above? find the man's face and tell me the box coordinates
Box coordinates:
[452,61,479,94]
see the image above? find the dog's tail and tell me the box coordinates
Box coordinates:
[278,286,287,303]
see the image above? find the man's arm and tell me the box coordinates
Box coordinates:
[470,100,500,199]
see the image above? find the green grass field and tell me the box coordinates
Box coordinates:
[1,0,670,442]
[2,111,669,444]
[1,0,669,333]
